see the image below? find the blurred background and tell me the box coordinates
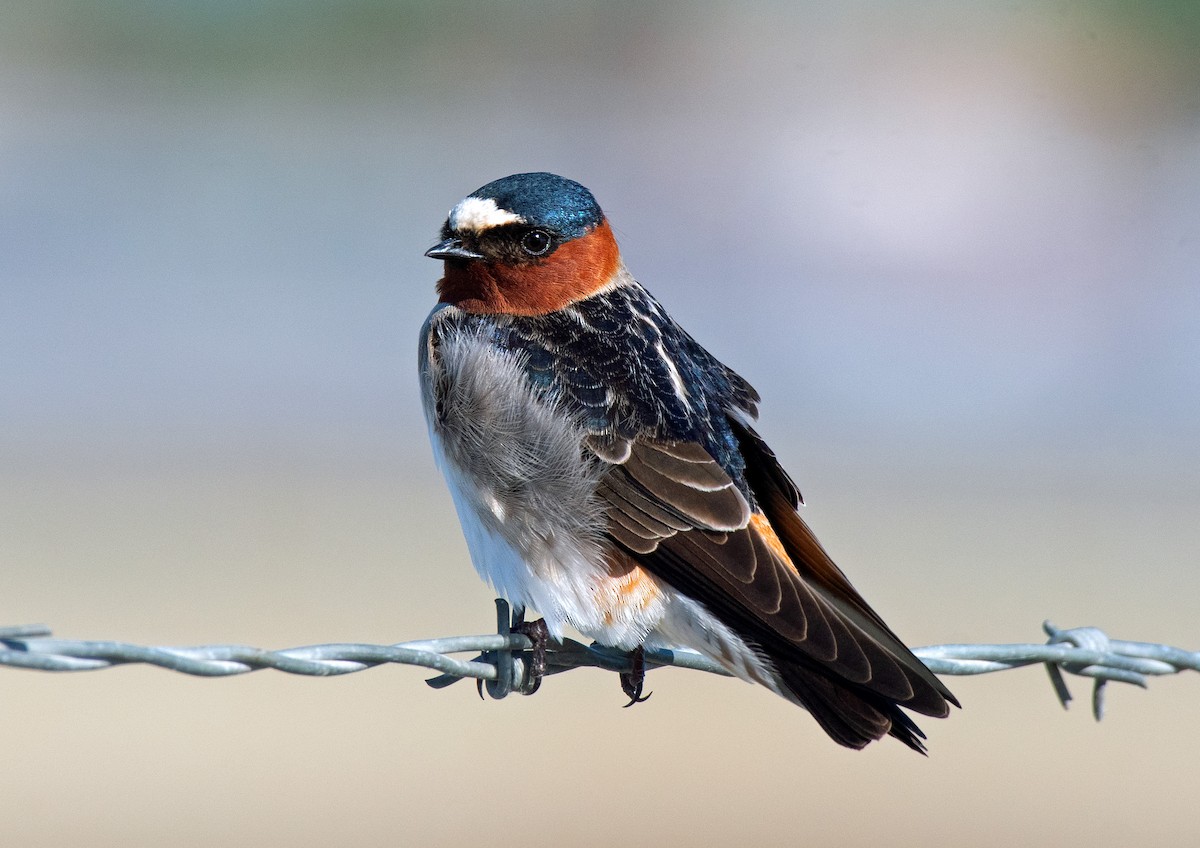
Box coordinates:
[3,1,1198,845]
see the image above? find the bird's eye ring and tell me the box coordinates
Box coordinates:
[520,229,553,256]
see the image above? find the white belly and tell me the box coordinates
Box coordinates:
[419,306,669,648]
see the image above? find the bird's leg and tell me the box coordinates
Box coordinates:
[510,607,549,695]
[620,646,652,707]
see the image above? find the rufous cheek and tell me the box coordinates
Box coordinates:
[438,220,621,316]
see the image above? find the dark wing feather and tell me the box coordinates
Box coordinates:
[622,441,750,532]
[728,415,959,715]
[594,426,957,751]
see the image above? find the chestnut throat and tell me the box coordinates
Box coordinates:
[437,221,621,316]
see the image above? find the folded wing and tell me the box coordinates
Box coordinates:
[594,422,957,751]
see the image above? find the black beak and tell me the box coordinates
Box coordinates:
[425,237,484,261]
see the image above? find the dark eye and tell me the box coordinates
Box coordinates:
[520,229,553,256]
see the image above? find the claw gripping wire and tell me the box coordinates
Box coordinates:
[2,605,1197,721]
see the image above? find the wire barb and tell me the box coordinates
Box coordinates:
[2,604,1196,721]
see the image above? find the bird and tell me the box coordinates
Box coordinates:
[418,172,958,752]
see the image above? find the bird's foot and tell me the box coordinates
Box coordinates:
[620,646,652,707]
[512,617,549,695]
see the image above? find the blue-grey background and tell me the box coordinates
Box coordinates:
[4,2,1198,846]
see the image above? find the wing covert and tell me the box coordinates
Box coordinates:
[590,427,955,717]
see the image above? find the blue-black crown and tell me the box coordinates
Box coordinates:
[470,173,604,240]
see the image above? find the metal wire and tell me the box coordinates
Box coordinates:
[2,600,1195,720]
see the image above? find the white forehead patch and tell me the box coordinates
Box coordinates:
[449,196,525,233]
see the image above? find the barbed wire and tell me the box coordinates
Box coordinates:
[2,600,1196,720]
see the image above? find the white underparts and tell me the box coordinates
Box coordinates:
[419,306,666,649]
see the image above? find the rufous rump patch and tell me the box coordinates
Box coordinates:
[750,512,799,574]
[437,220,621,316]
[599,548,662,626]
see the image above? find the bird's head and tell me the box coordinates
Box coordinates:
[426,172,621,315]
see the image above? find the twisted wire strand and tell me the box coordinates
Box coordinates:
[3,601,1195,720]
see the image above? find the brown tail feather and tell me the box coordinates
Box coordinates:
[777,661,931,753]
[729,415,959,741]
